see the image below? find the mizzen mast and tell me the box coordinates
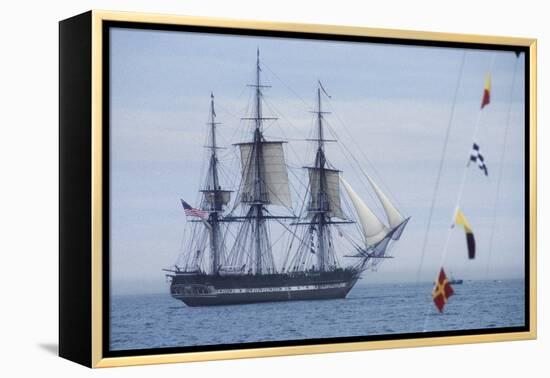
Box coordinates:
[201,93,231,275]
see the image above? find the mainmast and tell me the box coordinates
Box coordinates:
[228,49,294,275]
[241,48,276,275]
[252,49,265,274]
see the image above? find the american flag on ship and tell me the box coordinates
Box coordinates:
[180,199,208,218]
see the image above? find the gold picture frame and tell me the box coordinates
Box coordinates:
[59,10,537,368]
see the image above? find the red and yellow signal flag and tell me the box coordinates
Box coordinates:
[454,208,476,259]
[481,74,491,109]
[432,268,455,313]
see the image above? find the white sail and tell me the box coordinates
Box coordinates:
[239,141,292,208]
[340,177,388,245]
[308,168,345,219]
[364,173,404,229]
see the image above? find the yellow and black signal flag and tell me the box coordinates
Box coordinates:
[432,267,455,313]
[481,74,491,109]
[454,208,476,259]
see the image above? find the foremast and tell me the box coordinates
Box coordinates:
[281,82,353,273]
[281,81,409,275]
[307,84,352,272]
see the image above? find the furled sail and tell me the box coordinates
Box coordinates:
[308,168,345,219]
[238,141,292,208]
[364,173,404,228]
[340,177,388,245]
[202,190,231,207]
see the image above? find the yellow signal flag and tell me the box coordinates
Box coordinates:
[454,208,476,259]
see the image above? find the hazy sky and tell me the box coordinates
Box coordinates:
[109,27,525,295]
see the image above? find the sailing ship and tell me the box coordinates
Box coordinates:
[449,274,464,285]
[164,50,410,306]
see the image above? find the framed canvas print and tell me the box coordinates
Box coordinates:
[59,10,537,368]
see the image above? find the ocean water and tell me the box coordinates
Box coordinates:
[110,279,525,351]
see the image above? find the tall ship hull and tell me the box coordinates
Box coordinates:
[170,269,360,306]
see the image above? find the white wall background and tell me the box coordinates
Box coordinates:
[0,0,546,376]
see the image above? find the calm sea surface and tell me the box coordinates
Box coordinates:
[110,279,525,351]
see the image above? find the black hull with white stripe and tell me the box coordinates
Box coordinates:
[170,269,360,307]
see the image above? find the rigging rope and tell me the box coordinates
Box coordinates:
[324,98,407,213]
[261,61,314,111]
[415,51,467,284]
[324,119,387,218]
[484,55,521,279]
